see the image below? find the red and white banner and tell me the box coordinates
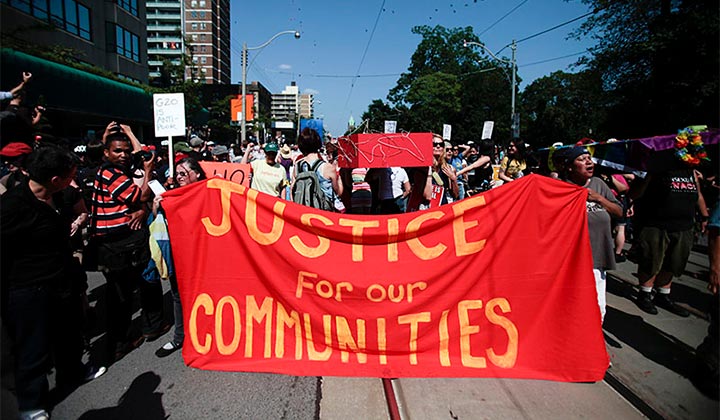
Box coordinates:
[162,174,608,382]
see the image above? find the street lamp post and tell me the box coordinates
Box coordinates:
[241,30,300,144]
[463,39,518,138]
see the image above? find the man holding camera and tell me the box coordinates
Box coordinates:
[92,122,167,362]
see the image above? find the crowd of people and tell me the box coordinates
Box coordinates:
[1,71,718,418]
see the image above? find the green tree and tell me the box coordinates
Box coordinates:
[377,25,515,142]
[361,99,408,132]
[405,72,462,132]
[520,70,606,147]
[573,0,719,137]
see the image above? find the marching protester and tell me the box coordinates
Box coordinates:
[150,157,207,358]
[0,141,33,194]
[498,139,527,184]
[390,166,411,213]
[419,136,459,209]
[91,122,167,363]
[1,145,106,420]
[629,128,711,317]
[559,146,623,323]
[292,127,343,211]
[455,139,494,194]
[241,142,287,198]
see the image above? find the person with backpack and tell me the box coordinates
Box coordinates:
[292,127,342,211]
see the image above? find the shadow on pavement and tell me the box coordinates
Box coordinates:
[76,372,166,420]
[603,306,696,379]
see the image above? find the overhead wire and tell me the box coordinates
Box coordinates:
[343,0,387,110]
[495,7,602,55]
[518,50,587,68]
[478,0,528,36]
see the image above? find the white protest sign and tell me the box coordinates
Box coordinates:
[384,120,397,134]
[482,121,494,139]
[442,124,452,140]
[153,93,186,137]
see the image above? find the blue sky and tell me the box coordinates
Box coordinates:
[229,0,596,137]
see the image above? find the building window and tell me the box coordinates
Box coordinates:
[190,0,197,7]
[116,0,137,17]
[199,0,205,7]
[113,24,140,62]
[190,11,197,18]
[191,23,197,30]
[200,57,206,64]
[3,0,92,40]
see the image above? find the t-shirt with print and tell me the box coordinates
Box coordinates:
[586,177,620,270]
[250,159,287,197]
[634,168,698,232]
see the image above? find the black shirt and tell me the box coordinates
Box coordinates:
[1,182,72,289]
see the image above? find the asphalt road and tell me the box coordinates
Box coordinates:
[3,272,321,420]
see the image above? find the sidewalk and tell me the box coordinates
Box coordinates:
[321,248,719,419]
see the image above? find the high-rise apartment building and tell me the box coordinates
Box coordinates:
[146,0,230,84]
[183,0,230,84]
[271,83,299,123]
[1,0,148,83]
[146,0,185,81]
[299,93,314,119]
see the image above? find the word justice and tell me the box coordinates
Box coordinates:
[200,179,488,261]
[189,294,519,368]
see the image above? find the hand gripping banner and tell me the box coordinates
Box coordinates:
[162,174,609,382]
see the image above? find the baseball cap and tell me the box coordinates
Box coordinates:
[211,145,229,155]
[264,142,279,153]
[173,141,192,153]
[189,136,204,147]
[0,142,33,157]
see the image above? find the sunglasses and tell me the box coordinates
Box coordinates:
[433,142,444,147]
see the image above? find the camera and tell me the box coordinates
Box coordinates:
[109,123,122,133]
[132,150,154,169]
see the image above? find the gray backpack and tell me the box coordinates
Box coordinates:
[292,159,335,211]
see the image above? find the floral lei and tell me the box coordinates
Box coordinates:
[675,127,709,166]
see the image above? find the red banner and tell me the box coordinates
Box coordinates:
[198,162,251,187]
[337,132,433,168]
[162,175,608,382]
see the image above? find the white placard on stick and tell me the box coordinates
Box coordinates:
[153,93,186,137]
[482,121,494,139]
[384,120,397,134]
[442,124,452,140]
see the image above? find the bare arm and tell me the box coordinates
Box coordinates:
[323,162,343,196]
[121,124,142,153]
[8,72,31,96]
[456,155,491,177]
[239,142,253,164]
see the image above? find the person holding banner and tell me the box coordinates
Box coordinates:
[241,142,287,198]
[152,157,207,358]
[560,146,622,322]
[92,125,167,362]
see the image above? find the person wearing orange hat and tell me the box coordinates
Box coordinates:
[0,142,33,195]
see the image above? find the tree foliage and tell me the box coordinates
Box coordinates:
[573,0,719,137]
[364,25,516,142]
[520,70,606,148]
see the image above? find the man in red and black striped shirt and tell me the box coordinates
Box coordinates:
[92,124,167,362]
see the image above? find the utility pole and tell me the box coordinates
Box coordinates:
[510,39,518,139]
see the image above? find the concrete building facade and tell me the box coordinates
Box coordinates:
[183,0,230,84]
[1,0,149,83]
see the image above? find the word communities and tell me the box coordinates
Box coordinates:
[188,294,518,369]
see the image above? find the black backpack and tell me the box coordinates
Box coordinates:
[292,159,335,212]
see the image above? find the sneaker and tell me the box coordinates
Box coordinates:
[155,341,182,358]
[83,365,107,382]
[19,409,50,420]
[654,294,690,317]
[143,323,172,342]
[636,291,658,315]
